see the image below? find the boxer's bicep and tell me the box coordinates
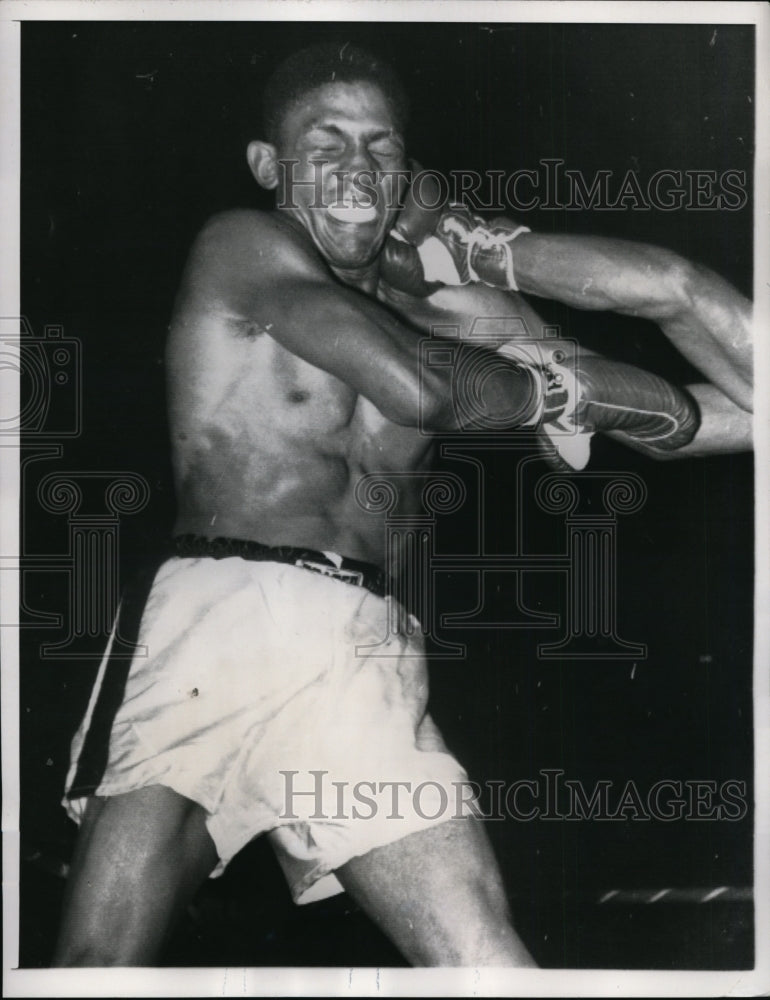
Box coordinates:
[173,211,450,426]
[260,273,440,425]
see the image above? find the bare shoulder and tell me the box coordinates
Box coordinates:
[186,209,325,285]
[171,208,330,332]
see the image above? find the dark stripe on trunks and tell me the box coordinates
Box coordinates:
[66,558,165,798]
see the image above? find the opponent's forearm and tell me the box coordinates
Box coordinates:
[512,233,687,318]
[510,232,754,411]
[393,208,685,320]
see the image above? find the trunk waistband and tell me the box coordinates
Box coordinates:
[172,534,389,598]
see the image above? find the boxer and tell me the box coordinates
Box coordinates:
[54,40,750,968]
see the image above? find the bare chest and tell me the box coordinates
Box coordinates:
[174,320,432,471]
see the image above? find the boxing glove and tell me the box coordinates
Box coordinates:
[499,344,701,470]
[420,206,531,291]
[379,170,446,297]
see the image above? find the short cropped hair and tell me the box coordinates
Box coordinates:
[262,41,410,143]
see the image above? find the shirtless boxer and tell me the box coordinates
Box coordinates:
[54,42,752,967]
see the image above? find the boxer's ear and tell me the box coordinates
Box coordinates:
[247,141,279,190]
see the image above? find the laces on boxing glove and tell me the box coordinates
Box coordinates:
[417,205,530,291]
[495,344,593,471]
[533,354,593,471]
[445,214,530,290]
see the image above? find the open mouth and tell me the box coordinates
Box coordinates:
[327,200,378,224]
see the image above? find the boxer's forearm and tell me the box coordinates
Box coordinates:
[511,233,753,411]
[378,280,546,344]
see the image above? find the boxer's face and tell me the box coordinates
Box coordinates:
[252,81,408,273]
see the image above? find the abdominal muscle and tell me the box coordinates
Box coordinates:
[168,311,437,569]
[172,390,435,571]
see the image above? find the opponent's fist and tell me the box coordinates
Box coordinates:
[419,207,531,291]
[381,194,532,297]
[379,169,446,297]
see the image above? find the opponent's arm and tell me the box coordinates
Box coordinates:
[510,233,753,413]
[404,258,752,464]
[380,195,705,468]
[434,225,754,453]
[384,199,752,413]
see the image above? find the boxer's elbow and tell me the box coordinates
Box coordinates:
[640,252,698,322]
[666,256,725,323]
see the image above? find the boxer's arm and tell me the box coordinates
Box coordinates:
[173,211,542,432]
[378,280,548,345]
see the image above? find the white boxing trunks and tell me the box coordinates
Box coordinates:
[64,542,476,904]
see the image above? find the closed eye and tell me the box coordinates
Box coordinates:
[369,138,404,157]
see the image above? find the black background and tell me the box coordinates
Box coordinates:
[19,21,754,968]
